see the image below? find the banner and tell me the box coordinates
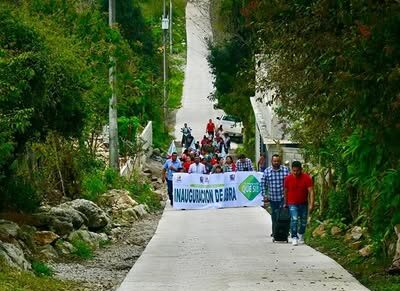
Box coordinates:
[172,172,263,209]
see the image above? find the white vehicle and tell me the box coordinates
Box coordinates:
[216,114,243,142]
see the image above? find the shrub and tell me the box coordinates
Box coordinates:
[70,239,93,259]
[81,171,106,201]
[2,178,41,213]
[31,261,54,277]
[327,189,351,223]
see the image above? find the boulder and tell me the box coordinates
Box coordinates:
[0,220,20,242]
[0,242,31,270]
[312,224,326,238]
[121,208,139,223]
[98,189,138,211]
[359,245,373,257]
[350,226,363,241]
[54,240,76,255]
[350,241,362,250]
[65,199,111,230]
[38,245,58,260]
[98,190,141,223]
[68,230,108,249]
[33,231,59,246]
[331,226,343,236]
[133,204,148,218]
[32,205,88,235]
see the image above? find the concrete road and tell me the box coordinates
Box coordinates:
[118,206,369,291]
[173,0,223,144]
[117,1,369,290]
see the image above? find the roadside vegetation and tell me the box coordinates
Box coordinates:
[0,0,186,288]
[0,259,81,291]
[209,0,400,289]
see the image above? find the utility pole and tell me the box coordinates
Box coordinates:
[162,0,169,130]
[109,0,119,170]
[169,0,173,54]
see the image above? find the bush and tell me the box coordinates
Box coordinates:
[31,261,54,277]
[2,178,41,213]
[70,239,93,259]
[81,171,106,201]
[126,173,161,211]
[327,189,351,223]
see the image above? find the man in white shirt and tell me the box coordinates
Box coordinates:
[188,156,206,174]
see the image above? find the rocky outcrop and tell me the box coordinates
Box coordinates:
[0,242,31,270]
[68,230,108,249]
[54,240,77,255]
[66,199,111,231]
[0,219,20,243]
[32,205,88,235]
[98,190,142,224]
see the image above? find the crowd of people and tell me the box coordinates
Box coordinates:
[163,121,315,246]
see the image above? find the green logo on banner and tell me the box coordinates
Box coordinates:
[239,175,260,201]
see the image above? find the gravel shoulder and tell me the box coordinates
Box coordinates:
[50,210,163,291]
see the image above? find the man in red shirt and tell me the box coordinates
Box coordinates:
[206,119,215,139]
[284,161,315,246]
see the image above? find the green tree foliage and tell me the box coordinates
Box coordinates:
[0,0,176,211]
[242,0,400,254]
[208,0,256,156]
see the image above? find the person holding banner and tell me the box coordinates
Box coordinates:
[236,154,254,171]
[188,155,206,174]
[284,161,315,246]
[162,152,182,206]
[261,154,290,238]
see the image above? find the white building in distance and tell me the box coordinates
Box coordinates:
[250,55,303,168]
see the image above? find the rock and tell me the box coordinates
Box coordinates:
[33,231,60,246]
[54,240,76,255]
[350,241,362,250]
[66,199,111,230]
[388,224,400,274]
[151,176,158,182]
[143,168,152,174]
[153,148,161,156]
[312,224,326,238]
[0,242,31,270]
[32,205,88,235]
[68,230,108,249]
[331,226,342,236]
[98,189,138,211]
[344,231,353,243]
[38,245,59,260]
[121,208,139,223]
[359,245,373,257]
[350,226,363,241]
[133,205,148,218]
[0,220,20,242]
[98,190,140,223]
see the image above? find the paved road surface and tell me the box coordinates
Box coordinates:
[173,0,222,144]
[118,207,368,291]
[117,1,369,290]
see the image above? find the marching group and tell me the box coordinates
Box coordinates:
[162,122,315,246]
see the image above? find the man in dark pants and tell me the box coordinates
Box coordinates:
[162,152,182,206]
[261,154,289,238]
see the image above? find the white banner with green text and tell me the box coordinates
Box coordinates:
[172,172,263,210]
